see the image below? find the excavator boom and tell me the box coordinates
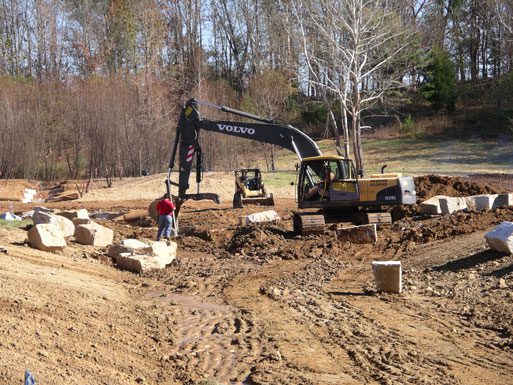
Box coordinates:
[168,98,321,202]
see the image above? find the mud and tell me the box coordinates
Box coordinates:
[414,174,500,202]
[0,174,512,385]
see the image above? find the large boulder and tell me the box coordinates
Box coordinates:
[439,197,467,215]
[419,195,446,215]
[33,206,54,214]
[33,210,75,237]
[115,253,161,274]
[111,239,177,273]
[74,223,113,247]
[107,238,151,258]
[27,223,66,252]
[336,224,377,244]
[465,194,498,211]
[72,218,91,226]
[485,222,513,254]
[239,210,281,226]
[57,209,89,221]
[493,193,513,209]
[147,241,177,267]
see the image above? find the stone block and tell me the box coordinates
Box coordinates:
[33,211,75,237]
[57,209,89,221]
[72,218,91,226]
[33,206,54,214]
[439,197,467,215]
[419,195,446,215]
[74,223,113,247]
[493,193,513,209]
[485,222,513,254]
[115,254,161,274]
[147,241,177,267]
[336,224,377,244]
[110,239,177,273]
[239,210,281,226]
[465,194,498,211]
[372,261,402,294]
[107,239,151,258]
[32,210,54,224]
[27,223,66,252]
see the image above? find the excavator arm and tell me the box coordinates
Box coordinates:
[167,98,321,205]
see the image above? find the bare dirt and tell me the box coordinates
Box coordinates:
[0,175,512,384]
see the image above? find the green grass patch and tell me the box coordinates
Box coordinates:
[264,136,513,176]
[0,218,31,230]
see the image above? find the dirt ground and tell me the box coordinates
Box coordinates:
[0,175,512,384]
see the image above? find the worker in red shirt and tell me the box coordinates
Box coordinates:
[156,193,176,241]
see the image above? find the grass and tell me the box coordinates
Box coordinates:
[255,135,513,177]
[0,218,31,230]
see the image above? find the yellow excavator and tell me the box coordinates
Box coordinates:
[164,99,416,234]
[233,168,275,208]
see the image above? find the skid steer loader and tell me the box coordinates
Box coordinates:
[233,168,275,208]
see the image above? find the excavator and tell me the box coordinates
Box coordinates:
[164,98,416,235]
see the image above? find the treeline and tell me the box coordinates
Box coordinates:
[0,0,512,180]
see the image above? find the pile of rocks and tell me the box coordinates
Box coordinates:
[27,207,113,252]
[420,193,513,215]
[107,238,177,273]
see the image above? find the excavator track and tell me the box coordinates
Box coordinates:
[293,213,326,235]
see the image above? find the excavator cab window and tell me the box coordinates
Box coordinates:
[299,159,359,202]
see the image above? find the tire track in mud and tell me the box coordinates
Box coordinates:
[150,292,263,384]
[255,257,464,385]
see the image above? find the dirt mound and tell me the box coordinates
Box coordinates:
[415,174,499,202]
[382,207,513,251]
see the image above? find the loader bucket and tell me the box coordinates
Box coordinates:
[241,193,275,207]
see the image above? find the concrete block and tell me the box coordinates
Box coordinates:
[57,209,89,221]
[115,254,161,274]
[74,223,113,247]
[27,223,66,252]
[439,197,467,215]
[493,193,513,209]
[465,194,498,211]
[239,210,281,226]
[336,224,377,244]
[372,261,402,294]
[419,195,446,215]
[485,222,513,254]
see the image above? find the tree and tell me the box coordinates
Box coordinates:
[421,46,457,111]
[245,69,293,171]
[289,0,412,173]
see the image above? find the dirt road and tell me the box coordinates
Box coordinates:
[0,176,512,385]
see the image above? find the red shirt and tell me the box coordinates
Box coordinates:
[156,198,176,215]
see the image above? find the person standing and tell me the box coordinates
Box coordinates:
[156,194,176,241]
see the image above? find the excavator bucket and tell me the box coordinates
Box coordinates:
[241,194,275,207]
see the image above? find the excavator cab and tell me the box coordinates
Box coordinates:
[298,156,359,207]
[233,168,275,208]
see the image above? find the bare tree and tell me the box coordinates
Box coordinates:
[289,0,412,174]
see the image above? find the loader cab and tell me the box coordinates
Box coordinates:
[297,156,360,208]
